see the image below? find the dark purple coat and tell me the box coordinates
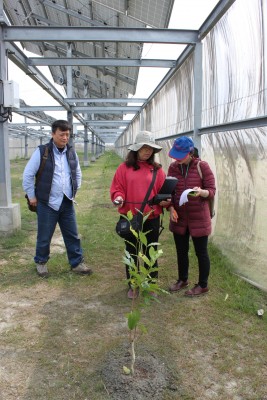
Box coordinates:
[167,158,216,237]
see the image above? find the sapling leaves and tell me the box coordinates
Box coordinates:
[127,310,141,330]
[130,226,139,238]
[126,210,134,220]
[139,252,151,266]
[139,231,147,246]
[122,210,165,375]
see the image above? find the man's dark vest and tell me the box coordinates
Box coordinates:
[35,139,78,203]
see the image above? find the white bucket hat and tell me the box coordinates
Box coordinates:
[128,131,162,153]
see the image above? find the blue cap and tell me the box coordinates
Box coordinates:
[168,136,194,160]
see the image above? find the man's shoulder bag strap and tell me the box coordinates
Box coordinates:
[35,145,49,186]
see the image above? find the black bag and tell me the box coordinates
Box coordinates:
[115,170,157,238]
[25,194,37,212]
[116,214,142,238]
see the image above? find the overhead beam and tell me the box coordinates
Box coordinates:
[199,116,267,134]
[28,57,177,68]
[15,106,66,112]
[74,106,141,112]
[86,120,131,125]
[3,27,199,44]
[157,116,267,141]
[93,129,125,133]
[8,123,50,127]
[67,98,145,104]
[87,110,136,114]
[15,106,140,113]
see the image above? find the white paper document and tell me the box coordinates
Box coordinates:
[179,189,197,206]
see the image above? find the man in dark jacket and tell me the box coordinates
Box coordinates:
[23,120,93,278]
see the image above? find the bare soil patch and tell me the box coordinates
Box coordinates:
[102,344,179,399]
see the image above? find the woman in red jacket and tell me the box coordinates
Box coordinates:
[110,131,168,299]
[167,136,216,296]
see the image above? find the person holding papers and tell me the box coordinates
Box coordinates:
[167,136,216,296]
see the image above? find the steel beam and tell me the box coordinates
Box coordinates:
[3,27,199,44]
[28,57,177,68]
[86,120,131,125]
[156,116,267,141]
[74,106,141,112]
[199,116,267,134]
[67,98,145,104]
[93,129,125,133]
[87,110,136,114]
[15,106,65,112]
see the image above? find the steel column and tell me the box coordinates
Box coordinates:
[193,42,202,153]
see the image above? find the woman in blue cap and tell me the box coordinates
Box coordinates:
[167,136,216,296]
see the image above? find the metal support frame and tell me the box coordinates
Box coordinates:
[28,57,177,68]
[67,109,74,147]
[156,116,267,142]
[83,124,90,167]
[192,42,202,153]
[24,116,28,159]
[0,32,11,206]
[3,27,199,44]
[91,129,96,162]
[263,0,267,115]
[0,14,21,233]
[83,84,90,167]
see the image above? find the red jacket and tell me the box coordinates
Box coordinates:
[110,161,166,218]
[167,158,216,236]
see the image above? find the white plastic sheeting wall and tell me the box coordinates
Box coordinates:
[115,0,267,290]
[202,0,265,125]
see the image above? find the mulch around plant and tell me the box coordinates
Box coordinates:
[102,343,180,399]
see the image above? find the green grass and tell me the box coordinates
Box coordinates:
[0,150,266,399]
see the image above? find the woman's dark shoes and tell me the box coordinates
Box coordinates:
[185,284,209,296]
[169,280,189,292]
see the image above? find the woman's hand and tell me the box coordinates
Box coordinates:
[113,196,124,208]
[169,207,178,222]
[192,187,209,198]
[159,198,171,208]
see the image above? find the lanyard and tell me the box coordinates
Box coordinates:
[180,163,190,179]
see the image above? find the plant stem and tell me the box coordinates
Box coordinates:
[130,336,136,375]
